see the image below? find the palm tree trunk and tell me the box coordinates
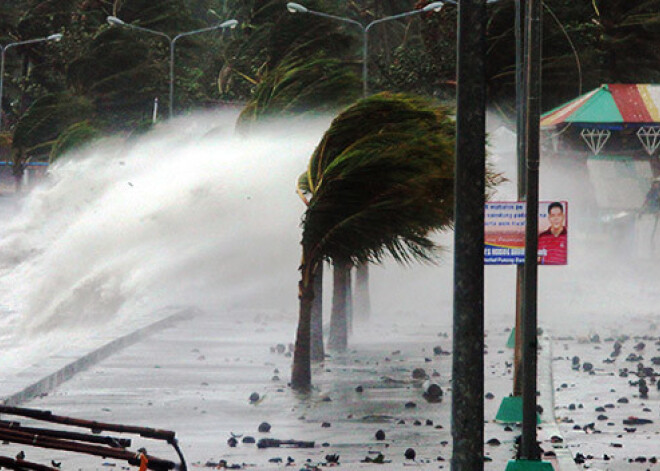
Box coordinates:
[310,262,324,362]
[291,251,316,392]
[13,172,22,193]
[328,259,350,352]
[354,262,371,321]
[12,149,24,194]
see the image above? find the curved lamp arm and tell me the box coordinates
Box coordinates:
[107,16,172,42]
[0,33,63,130]
[286,3,363,30]
[172,19,238,44]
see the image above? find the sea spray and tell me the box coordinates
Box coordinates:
[0,111,331,373]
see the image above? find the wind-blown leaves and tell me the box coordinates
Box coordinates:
[300,93,455,267]
[237,56,361,127]
[49,120,100,162]
[12,93,94,152]
[291,92,456,390]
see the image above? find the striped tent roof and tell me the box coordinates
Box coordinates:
[541,84,660,128]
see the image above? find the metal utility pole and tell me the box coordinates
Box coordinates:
[513,0,527,397]
[0,34,63,131]
[451,0,487,469]
[520,0,542,460]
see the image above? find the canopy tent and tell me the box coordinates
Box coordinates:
[541,84,660,128]
[541,84,660,156]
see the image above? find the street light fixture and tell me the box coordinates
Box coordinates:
[286,3,308,13]
[106,16,125,26]
[286,2,453,96]
[107,16,239,118]
[0,33,63,130]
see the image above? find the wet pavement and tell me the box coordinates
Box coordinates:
[551,315,660,471]
[6,307,659,470]
[0,309,543,470]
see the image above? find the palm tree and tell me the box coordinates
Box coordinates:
[218,0,357,103]
[236,55,361,130]
[10,93,93,189]
[291,92,456,391]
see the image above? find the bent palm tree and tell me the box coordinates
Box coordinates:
[292,93,456,391]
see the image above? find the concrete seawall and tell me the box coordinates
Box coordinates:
[1,307,197,406]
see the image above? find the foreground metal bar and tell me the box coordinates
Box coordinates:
[0,420,132,448]
[0,428,175,471]
[520,0,542,460]
[0,405,185,470]
[0,405,175,440]
[451,0,487,469]
[0,456,58,471]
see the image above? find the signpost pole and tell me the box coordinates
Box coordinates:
[513,0,527,398]
[520,0,542,461]
[451,0,486,469]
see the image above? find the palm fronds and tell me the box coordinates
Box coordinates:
[12,93,94,153]
[49,120,100,162]
[300,92,455,266]
[237,55,361,129]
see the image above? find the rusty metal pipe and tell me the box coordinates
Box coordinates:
[0,405,175,441]
[0,456,58,471]
[0,420,132,448]
[0,428,175,471]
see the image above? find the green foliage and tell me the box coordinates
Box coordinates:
[49,120,100,162]
[486,0,660,114]
[300,92,455,266]
[4,0,660,157]
[219,0,355,102]
[237,56,361,128]
[597,0,660,84]
[66,28,163,128]
[12,93,94,152]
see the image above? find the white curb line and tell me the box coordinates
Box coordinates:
[2,307,198,406]
[539,333,579,471]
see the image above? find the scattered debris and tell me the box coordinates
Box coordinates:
[404,448,416,460]
[411,368,427,380]
[256,439,314,449]
[258,422,271,433]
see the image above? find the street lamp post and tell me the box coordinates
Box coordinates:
[107,17,238,118]
[0,33,63,131]
[286,2,451,97]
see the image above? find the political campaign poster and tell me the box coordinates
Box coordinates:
[485,201,568,265]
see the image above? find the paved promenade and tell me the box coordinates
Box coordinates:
[0,308,575,470]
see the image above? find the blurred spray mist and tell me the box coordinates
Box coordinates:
[0,110,658,375]
[0,111,333,372]
[372,117,660,337]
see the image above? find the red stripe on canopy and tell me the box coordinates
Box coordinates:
[610,84,653,122]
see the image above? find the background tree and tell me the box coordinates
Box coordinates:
[1,0,243,181]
